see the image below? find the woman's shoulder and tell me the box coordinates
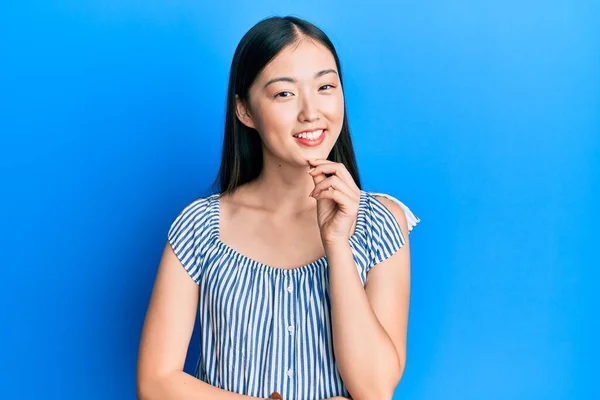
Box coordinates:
[167,193,219,238]
[174,193,219,217]
[362,191,420,233]
[166,194,221,284]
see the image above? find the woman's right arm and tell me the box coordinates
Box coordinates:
[137,243,267,400]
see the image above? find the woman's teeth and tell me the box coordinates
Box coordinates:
[293,129,324,140]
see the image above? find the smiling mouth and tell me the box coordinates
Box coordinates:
[292,129,325,141]
[293,129,327,147]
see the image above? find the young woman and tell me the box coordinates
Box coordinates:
[137,15,419,400]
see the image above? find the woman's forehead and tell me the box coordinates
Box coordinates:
[259,41,337,81]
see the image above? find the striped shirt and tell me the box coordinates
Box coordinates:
[167,190,419,399]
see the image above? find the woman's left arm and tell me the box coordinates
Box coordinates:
[326,197,411,400]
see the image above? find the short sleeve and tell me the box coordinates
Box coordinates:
[365,192,420,272]
[167,198,211,284]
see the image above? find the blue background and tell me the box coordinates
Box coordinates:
[1,1,598,399]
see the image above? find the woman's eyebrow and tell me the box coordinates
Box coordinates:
[263,69,338,89]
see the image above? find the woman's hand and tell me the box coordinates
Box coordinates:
[308,159,361,246]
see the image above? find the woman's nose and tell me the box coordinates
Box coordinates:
[298,92,320,122]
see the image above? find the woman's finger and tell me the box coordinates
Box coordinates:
[310,167,328,188]
[307,160,359,194]
[311,175,357,201]
[313,185,356,215]
[307,158,332,166]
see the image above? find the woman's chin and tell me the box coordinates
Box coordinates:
[295,145,333,163]
[296,151,328,165]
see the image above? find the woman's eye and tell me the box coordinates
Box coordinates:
[320,84,336,91]
[275,91,294,98]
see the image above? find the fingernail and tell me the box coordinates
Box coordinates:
[307,168,315,173]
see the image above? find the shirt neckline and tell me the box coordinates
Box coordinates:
[212,190,366,274]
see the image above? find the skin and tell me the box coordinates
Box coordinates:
[137,35,411,400]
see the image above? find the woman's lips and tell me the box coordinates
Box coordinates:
[293,130,326,147]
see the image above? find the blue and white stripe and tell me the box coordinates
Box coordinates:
[167,190,419,399]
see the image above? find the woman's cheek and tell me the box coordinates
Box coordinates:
[254,102,283,133]
[261,104,296,140]
[273,104,298,132]
[324,96,345,126]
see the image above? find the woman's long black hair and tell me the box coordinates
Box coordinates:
[212,15,361,195]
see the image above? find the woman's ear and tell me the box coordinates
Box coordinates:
[235,94,256,129]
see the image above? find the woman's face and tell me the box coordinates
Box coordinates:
[237,38,345,167]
